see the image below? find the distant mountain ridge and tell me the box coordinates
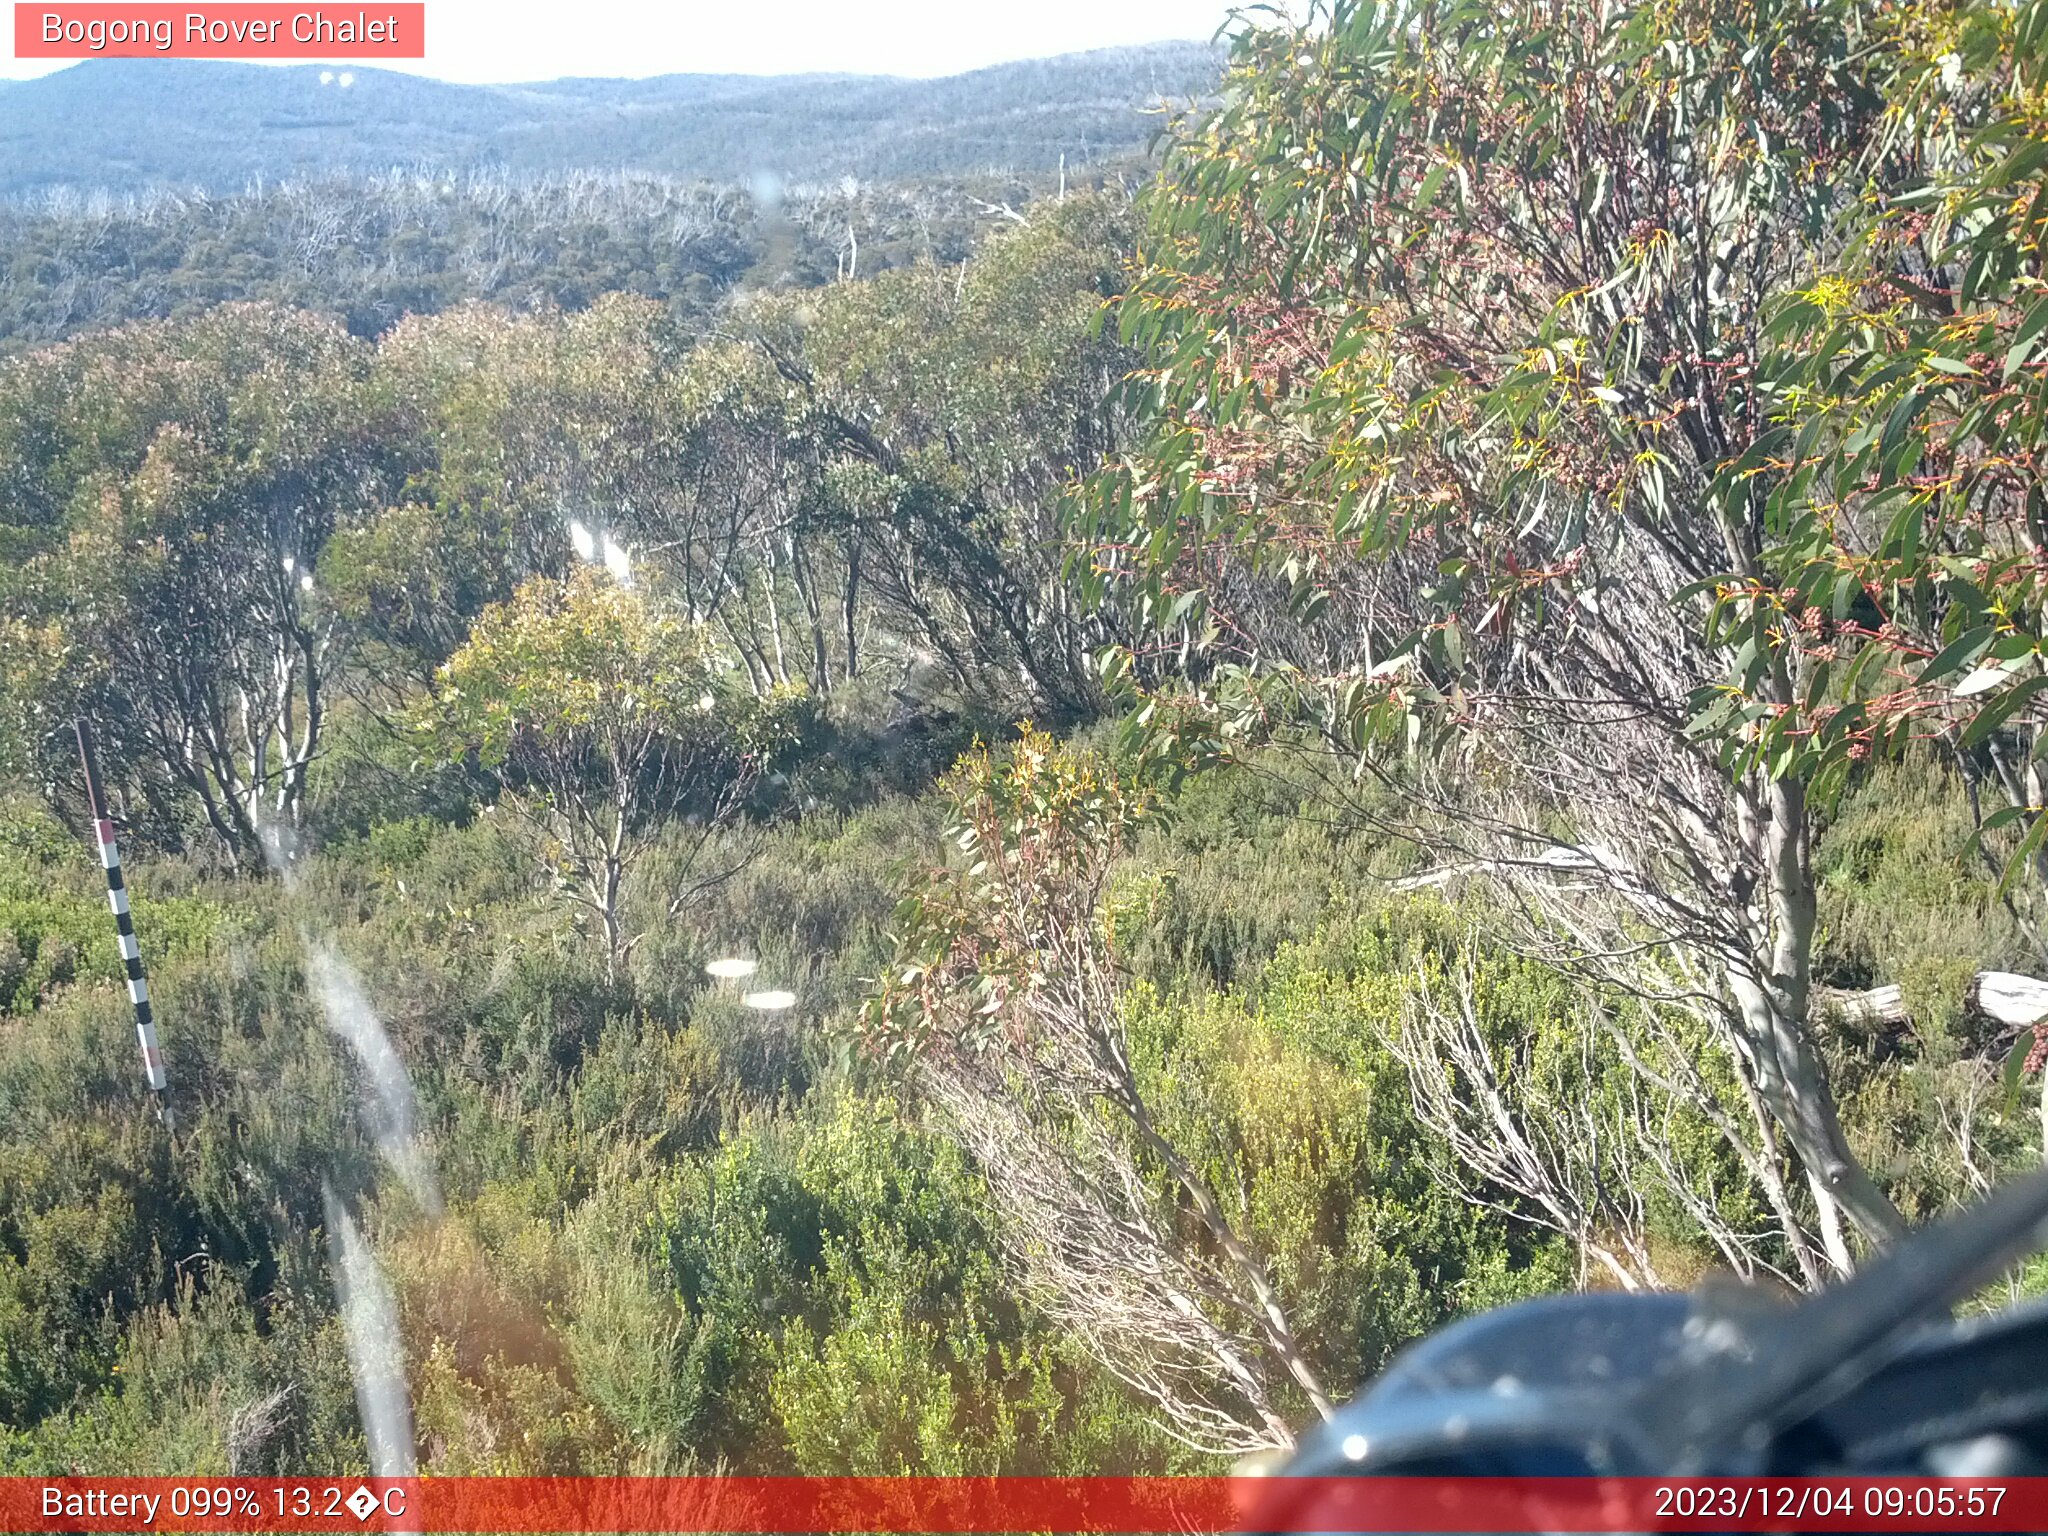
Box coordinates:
[0,43,1220,195]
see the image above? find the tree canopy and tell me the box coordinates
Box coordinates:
[418,566,784,963]
[1073,0,2048,1268]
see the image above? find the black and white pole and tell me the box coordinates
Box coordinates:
[75,720,173,1129]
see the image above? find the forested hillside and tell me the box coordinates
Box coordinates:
[0,40,1211,354]
[0,166,1090,352]
[5,0,2048,1478]
[0,44,1218,195]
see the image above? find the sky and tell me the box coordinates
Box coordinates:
[1,0,1241,81]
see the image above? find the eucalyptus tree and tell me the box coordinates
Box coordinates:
[0,303,401,862]
[1712,2,2048,901]
[372,295,695,588]
[1641,0,2048,1136]
[335,294,759,699]
[1073,0,1918,1269]
[799,196,1138,711]
[677,200,1141,718]
[416,566,802,968]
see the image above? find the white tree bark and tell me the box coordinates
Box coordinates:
[1818,972,2048,1031]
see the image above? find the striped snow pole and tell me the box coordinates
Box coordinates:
[74,720,173,1125]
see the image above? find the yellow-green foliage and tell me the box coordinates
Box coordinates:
[1815,757,2033,996]
[0,801,239,1016]
[422,567,737,769]
[0,718,2039,1476]
[1127,899,1583,1388]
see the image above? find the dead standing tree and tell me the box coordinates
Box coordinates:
[1395,950,1822,1292]
[1393,956,1664,1293]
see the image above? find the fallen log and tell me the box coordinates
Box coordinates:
[1389,863,2048,1035]
[1818,971,2048,1031]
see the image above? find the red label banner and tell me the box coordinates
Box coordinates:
[0,1477,2041,1533]
[14,5,425,58]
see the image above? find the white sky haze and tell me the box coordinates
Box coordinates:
[2,0,1239,81]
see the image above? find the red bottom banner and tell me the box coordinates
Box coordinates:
[6,1476,2043,1533]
